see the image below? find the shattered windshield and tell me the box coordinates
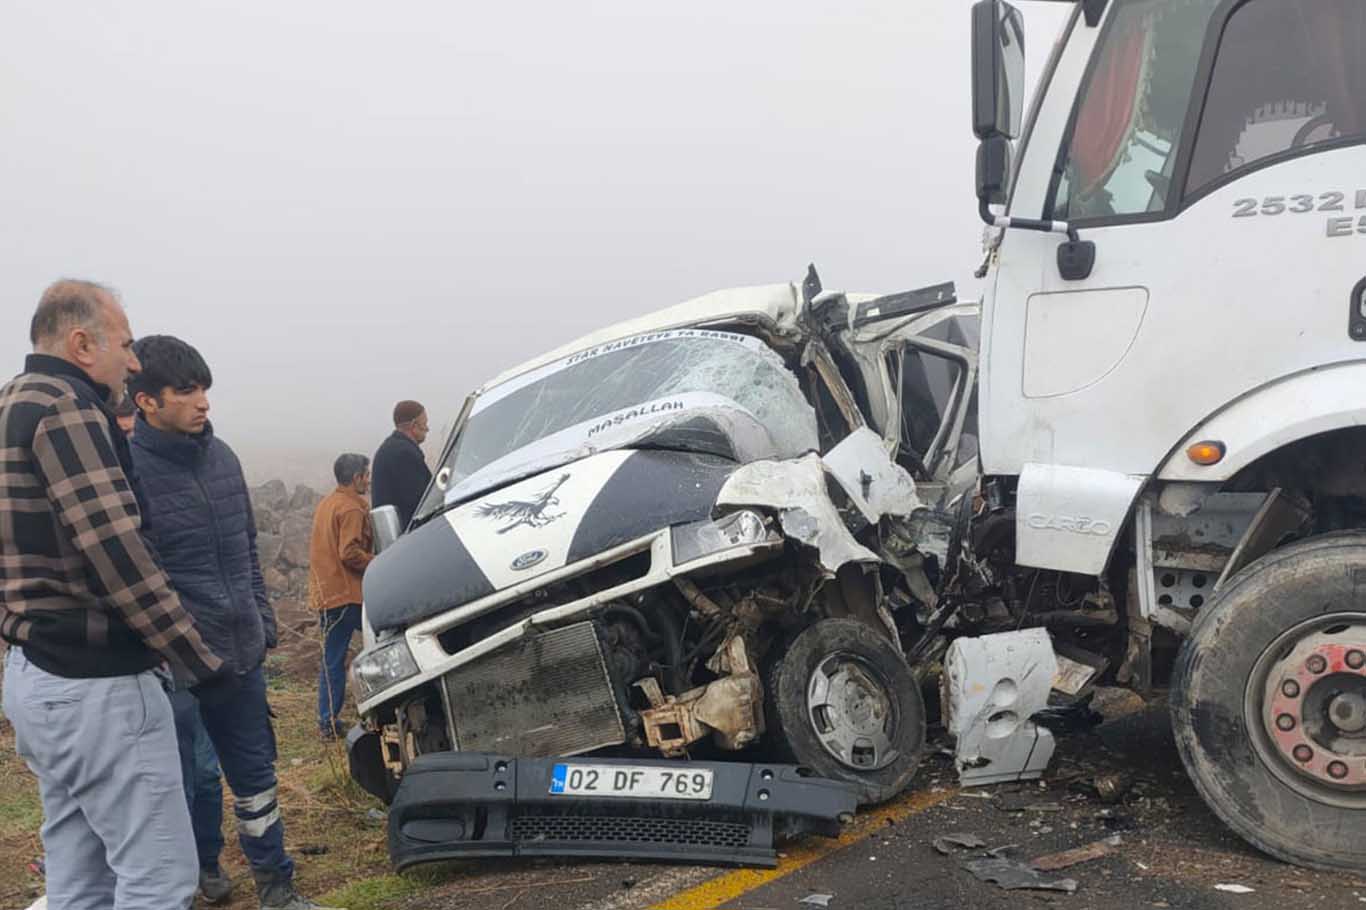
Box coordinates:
[422,329,819,513]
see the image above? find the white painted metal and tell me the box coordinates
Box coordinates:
[1014,463,1144,574]
[981,4,1366,578]
[1023,287,1148,398]
[944,628,1058,786]
[1160,362,1366,482]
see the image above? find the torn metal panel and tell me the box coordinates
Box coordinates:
[637,635,765,755]
[944,629,1057,786]
[822,427,923,524]
[802,339,865,431]
[1150,491,1266,572]
[717,456,880,572]
[1215,488,1311,591]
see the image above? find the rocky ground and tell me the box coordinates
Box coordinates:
[249,478,325,602]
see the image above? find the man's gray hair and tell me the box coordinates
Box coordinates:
[30,279,118,352]
[333,453,370,486]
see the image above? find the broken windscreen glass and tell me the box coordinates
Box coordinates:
[423,329,819,513]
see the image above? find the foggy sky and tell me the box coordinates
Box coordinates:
[1,1,1067,486]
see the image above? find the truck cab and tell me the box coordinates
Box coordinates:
[972,0,1366,872]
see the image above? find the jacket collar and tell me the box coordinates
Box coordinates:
[25,354,112,404]
[389,429,421,451]
[334,485,371,509]
[133,418,215,466]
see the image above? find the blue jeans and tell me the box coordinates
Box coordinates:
[319,604,362,733]
[169,689,226,871]
[193,666,293,881]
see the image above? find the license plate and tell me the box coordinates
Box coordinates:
[549,763,714,800]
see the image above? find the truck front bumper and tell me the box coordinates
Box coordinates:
[385,751,859,870]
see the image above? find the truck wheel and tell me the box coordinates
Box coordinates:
[1171,532,1366,872]
[766,618,925,805]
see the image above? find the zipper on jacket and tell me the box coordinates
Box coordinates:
[194,459,246,674]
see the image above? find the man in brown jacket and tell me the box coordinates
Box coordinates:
[308,453,374,738]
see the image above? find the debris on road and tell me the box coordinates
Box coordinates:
[945,630,1058,786]
[932,833,987,855]
[961,857,1080,893]
[1030,835,1122,871]
[1215,884,1256,894]
[798,894,834,907]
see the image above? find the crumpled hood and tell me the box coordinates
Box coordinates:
[363,448,737,632]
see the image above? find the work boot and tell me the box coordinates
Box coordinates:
[252,867,345,910]
[199,865,233,905]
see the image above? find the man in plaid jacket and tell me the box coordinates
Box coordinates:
[0,280,224,910]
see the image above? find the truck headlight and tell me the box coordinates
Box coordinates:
[672,509,773,565]
[351,637,420,702]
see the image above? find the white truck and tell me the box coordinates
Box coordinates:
[969,0,1366,872]
[347,0,1366,874]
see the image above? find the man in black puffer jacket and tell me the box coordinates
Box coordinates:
[129,336,338,910]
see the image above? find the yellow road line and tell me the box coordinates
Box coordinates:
[650,787,957,910]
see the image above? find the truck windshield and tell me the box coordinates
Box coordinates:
[421,329,819,513]
[1050,0,1221,221]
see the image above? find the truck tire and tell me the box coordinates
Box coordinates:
[1171,532,1366,872]
[766,618,925,805]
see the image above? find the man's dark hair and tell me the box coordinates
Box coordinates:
[393,400,425,427]
[127,335,213,408]
[30,279,116,350]
[334,453,369,486]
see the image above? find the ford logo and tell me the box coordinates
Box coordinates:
[511,549,548,571]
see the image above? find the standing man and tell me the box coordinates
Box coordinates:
[128,335,337,910]
[308,454,374,738]
[0,280,223,910]
[371,400,431,529]
[116,385,230,903]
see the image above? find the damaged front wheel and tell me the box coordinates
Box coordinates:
[766,618,925,804]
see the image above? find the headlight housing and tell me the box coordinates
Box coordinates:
[671,509,773,565]
[350,636,420,703]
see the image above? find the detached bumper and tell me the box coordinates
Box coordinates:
[386,752,859,870]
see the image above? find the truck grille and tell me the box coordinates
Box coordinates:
[442,621,625,756]
[510,814,751,849]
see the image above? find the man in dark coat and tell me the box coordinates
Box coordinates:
[129,336,336,910]
[371,399,431,529]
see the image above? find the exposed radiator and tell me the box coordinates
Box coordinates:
[442,621,625,757]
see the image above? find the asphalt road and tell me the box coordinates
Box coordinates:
[399,703,1366,910]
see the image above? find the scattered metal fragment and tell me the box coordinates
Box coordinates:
[993,794,1063,813]
[1215,884,1256,894]
[933,833,987,855]
[1093,772,1133,804]
[798,894,833,907]
[961,857,1079,893]
[1029,836,1122,872]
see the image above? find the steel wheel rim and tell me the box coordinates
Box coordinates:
[806,651,900,771]
[1244,612,1366,809]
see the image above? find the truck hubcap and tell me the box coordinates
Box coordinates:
[1253,617,1366,798]
[807,653,899,771]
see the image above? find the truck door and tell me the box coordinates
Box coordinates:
[984,0,1366,493]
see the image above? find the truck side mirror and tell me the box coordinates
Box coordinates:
[976,134,1012,207]
[371,505,401,554]
[971,0,1025,141]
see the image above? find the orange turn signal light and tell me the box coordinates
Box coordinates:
[1186,441,1226,466]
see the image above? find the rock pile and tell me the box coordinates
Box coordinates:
[250,479,324,600]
